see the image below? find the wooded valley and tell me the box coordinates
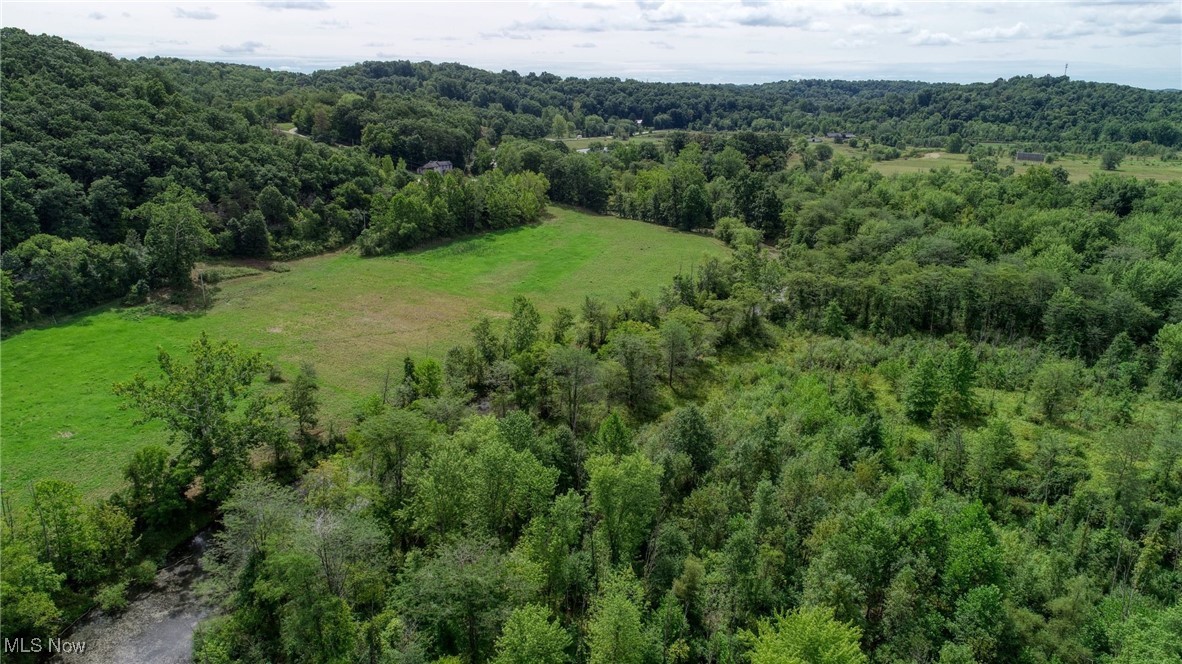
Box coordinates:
[1,27,1181,664]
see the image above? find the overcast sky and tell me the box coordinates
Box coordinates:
[3,1,1180,89]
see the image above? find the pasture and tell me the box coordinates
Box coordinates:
[0,207,725,500]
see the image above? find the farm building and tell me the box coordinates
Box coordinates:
[416,160,454,174]
[1015,151,1045,163]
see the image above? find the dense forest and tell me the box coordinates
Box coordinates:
[3,27,1182,326]
[2,28,1182,664]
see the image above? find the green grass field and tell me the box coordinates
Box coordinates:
[552,131,668,151]
[841,145,1182,182]
[0,207,725,501]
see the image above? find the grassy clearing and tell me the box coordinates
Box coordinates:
[853,147,1182,182]
[0,207,725,501]
[552,131,667,151]
[196,265,264,283]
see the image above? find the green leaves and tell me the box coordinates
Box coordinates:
[904,354,942,423]
[395,537,541,663]
[492,604,571,664]
[114,332,272,503]
[746,607,867,664]
[134,185,215,289]
[587,452,660,564]
[588,573,650,664]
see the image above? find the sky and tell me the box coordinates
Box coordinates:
[3,1,1180,89]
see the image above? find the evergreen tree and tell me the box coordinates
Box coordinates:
[822,300,850,338]
[936,343,979,422]
[509,295,542,354]
[904,353,941,423]
[597,411,633,456]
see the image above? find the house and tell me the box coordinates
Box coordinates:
[1015,151,1045,163]
[808,136,824,143]
[825,132,842,139]
[416,160,454,175]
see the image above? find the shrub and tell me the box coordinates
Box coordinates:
[96,581,129,614]
[128,560,158,587]
[123,279,150,306]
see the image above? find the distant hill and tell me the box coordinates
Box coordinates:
[138,40,1182,149]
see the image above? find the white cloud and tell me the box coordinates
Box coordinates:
[509,15,600,31]
[725,4,833,31]
[573,42,596,48]
[639,2,687,24]
[734,7,810,28]
[88,12,105,20]
[845,2,903,17]
[480,30,533,40]
[174,7,218,20]
[909,30,958,46]
[220,41,266,54]
[2,0,1178,88]
[1069,0,1169,5]
[1042,21,1096,39]
[849,20,914,36]
[966,22,1031,42]
[258,1,331,10]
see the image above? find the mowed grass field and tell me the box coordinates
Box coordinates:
[0,207,726,501]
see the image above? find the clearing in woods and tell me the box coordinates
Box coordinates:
[829,143,1182,182]
[0,206,726,501]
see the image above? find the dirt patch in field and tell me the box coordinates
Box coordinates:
[264,288,481,398]
[924,152,944,159]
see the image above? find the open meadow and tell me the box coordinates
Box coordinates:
[551,130,668,151]
[841,144,1182,182]
[0,207,725,501]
